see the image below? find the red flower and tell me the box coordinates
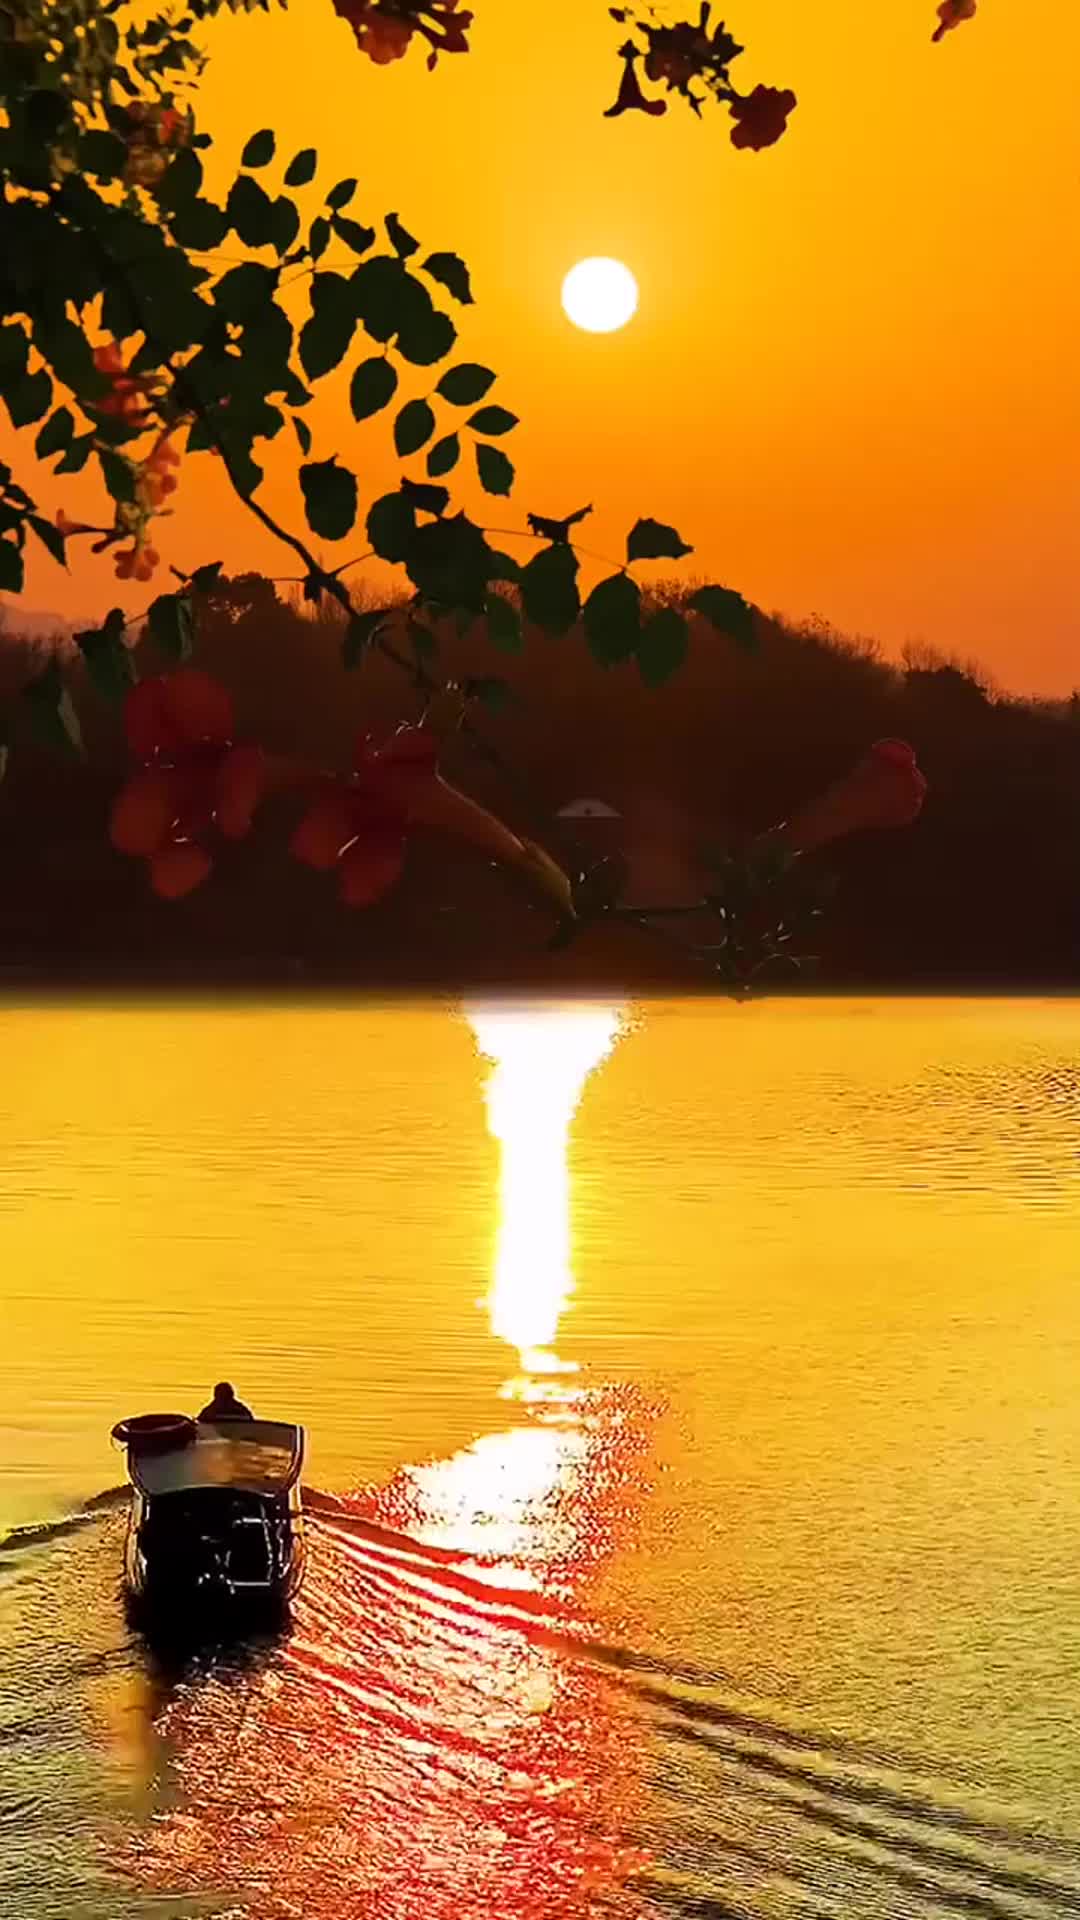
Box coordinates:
[93,344,156,429]
[932,0,976,42]
[110,670,265,899]
[333,1,471,67]
[290,724,528,908]
[605,42,668,118]
[782,740,927,854]
[114,543,160,583]
[728,84,797,151]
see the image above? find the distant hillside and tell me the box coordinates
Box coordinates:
[1,574,1078,991]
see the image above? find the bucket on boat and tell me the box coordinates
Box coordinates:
[111,1413,197,1456]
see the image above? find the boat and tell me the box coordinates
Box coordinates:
[112,1412,307,1629]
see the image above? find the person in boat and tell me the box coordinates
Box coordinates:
[198,1381,254,1423]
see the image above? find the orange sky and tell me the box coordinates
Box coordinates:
[8,1,1080,692]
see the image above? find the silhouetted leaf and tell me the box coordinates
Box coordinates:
[332,214,376,256]
[77,129,127,181]
[98,448,135,504]
[28,514,66,566]
[308,215,331,261]
[191,562,224,592]
[291,413,312,455]
[485,590,523,653]
[385,212,419,259]
[467,405,518,436]
[22,659,82,757]
[400,477,449,516]
[5,368,52,429]
[284,147,317,186]
[169,194,228,250]
[437,363,495,406]
[351,257,409,342]
[427,433,459,477]
[326,177,357,209]
[350,355,398,421]
[55,431,95,475]
[148,591,194,663]
[394,398,435,457]
[35,407,74,460]
[521,544,580,636]
[227,174,277,247]
[0,539,23,593]
[486,549,521,584]
[300,459,357,541]
[344,607,391,667]
[241,128,275,168]
[397,301,456,367]
[690,583,756,650]
[367,491,417,563]
[270,195,301,255]
[422,251,473,305]
[627,517,693,563]
[476,443,514,497]
[637,607,688,686]
[583,572,640,665]
[213,261,276,322]
[299,272,357,380]
[78,608,136,697]
[405,513,492,614]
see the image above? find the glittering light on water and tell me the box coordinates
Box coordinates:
[466,1003,625,1373]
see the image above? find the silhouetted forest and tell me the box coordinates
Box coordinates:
[2,574,1079,991]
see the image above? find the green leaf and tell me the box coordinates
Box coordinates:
[476,443,514,497]
[343,607,391,668]
[583,572,640,665]
[148,591,195,663]
[637,607,688,686]
[327,177,357,210]
[394,398,435,457]
[332,214,376,256]
[242,128,276,168]
[299,273,357,381]
[169,194,229,251]
[98,448,136,504]
[349,355,398,421]
[284,147,317,187]
[485,590,523,653]
[28,514,66,567]
[400,477,449,516]
[77,609,136,699]
[213,261,277,322]
[367,491,417,563]
[467,405,518,437]
[437,363,495,406]
[427,433,459,477]
[300,459,357,541]
[385,212,419,259]
[5,368,52,430]
[690,583,756,651]
[521,544,579,636]
[291,413,313,455]
[35,407,74,460]
[421,251,473,305]
[227,174,277,248]
[0,539,24,593]
[626,517,693,563]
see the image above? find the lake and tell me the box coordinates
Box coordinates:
[3,996,1080,1920]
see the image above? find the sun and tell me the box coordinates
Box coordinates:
[561,258,638,334]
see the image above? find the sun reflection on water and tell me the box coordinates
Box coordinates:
[466,1002,625,1377]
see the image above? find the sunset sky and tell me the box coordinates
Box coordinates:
[8,1,1080,693]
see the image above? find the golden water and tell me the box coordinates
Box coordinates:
[3,997,1080,1920]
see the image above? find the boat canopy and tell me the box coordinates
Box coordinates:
[129,1420,305,1499]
